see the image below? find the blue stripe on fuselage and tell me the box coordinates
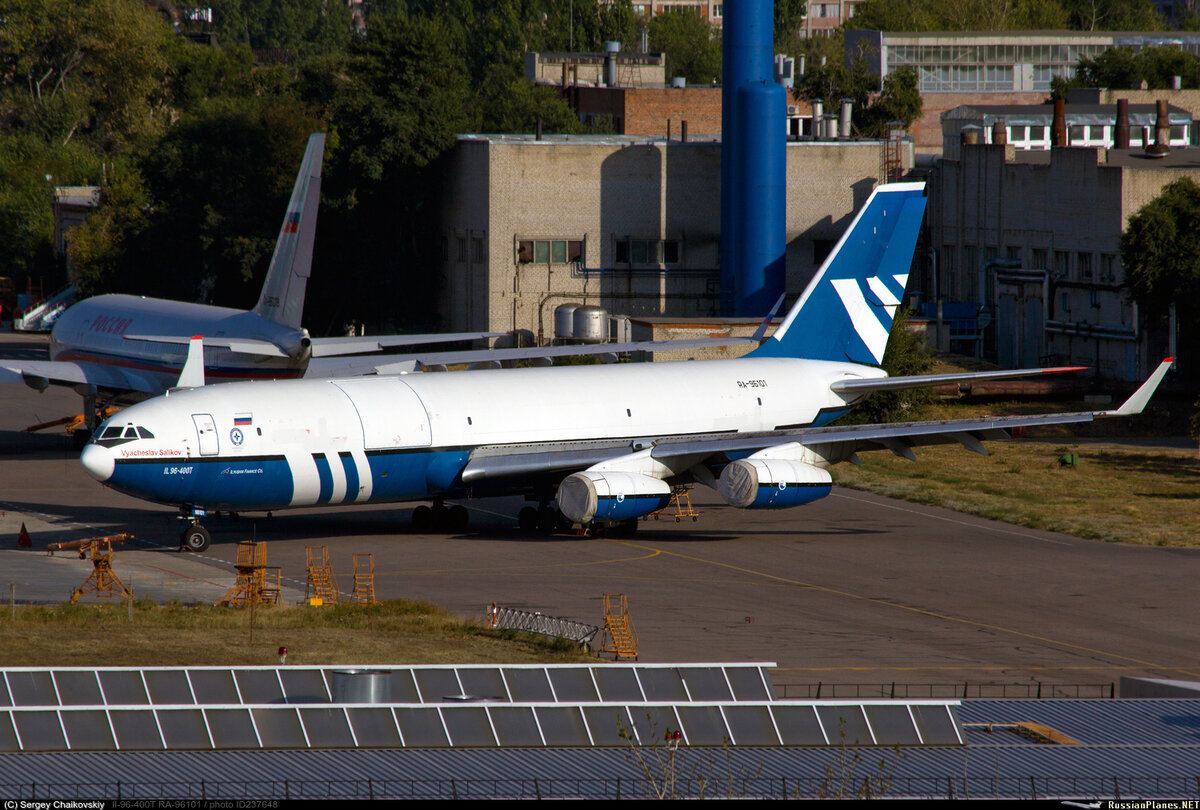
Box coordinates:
[313,454,333,504]
[108,456,294,509]
[339,451,359,502]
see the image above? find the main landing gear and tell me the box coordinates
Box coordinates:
[411,500,469,533]
[517,502,573,535]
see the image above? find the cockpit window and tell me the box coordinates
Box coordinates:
[95,423,154,448]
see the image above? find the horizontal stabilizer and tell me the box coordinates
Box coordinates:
[125,334,288,358]
[831,366,1087,396]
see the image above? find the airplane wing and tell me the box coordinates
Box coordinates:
[830,366,1087,395]
[459,359,1174,484]
[307,332,506,358]
[0,359,161,394]
[124,331,506,359]
[304,336,762,378]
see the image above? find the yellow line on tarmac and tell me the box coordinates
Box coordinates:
[607,538,1200,679]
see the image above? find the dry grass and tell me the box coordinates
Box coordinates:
[831,440,1200,546]
[0,600,596,667]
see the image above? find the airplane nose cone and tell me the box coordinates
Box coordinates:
[80,443,114,482]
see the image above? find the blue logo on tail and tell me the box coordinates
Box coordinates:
[750,183,927,366]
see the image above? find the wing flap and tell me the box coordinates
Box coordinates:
[0,360,160,394]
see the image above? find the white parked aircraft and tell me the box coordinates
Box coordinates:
[0,134,502,439]
[79,182,1172,551]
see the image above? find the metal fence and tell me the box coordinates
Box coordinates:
[775,682,1116,700]
[4,774,1198,800]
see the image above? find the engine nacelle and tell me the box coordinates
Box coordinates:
[718,458,833,509]
[556,471,672,524]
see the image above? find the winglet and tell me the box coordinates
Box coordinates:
[750,293,786,343]
[176,336,206,389]
[1101,358,1173,417]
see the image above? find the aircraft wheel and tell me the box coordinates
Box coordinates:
[537,506,558,533]
[554,510,574,532]
[517,506,539,532]
[412,505,433,532]
[181,524,211,553]
[447,505,469,532]
[431,502,449,530]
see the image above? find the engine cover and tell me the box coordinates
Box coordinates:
[556,471,672,524]
[718,458,833,509]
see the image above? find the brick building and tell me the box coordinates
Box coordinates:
[437,134,913,345]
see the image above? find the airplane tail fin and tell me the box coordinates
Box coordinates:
[253,133,325,330]
[749,182,927,366]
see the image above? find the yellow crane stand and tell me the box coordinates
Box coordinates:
[305,545,339,606]
[49,533,133,558]
[352,553,378,604]
[70,537,133,604]
[646,484,699,523]
[599,593,638,661]
[216,541,281,607]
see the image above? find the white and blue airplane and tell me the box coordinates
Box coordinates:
[78,182,1173,551]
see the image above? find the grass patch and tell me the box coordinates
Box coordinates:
[831,441,1200,546]
[0,599,596,666]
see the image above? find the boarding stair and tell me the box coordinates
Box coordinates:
[15,285,75,332]
[305,545,339,605]
[217,541,280,607]
[599,593,638,660]
[352,553,377,604]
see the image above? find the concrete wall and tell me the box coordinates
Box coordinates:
[927,142,1199,379]
[440,136,900,341]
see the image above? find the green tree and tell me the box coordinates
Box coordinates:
[649,9,721,85]
[836,308,934,424]
[1120,177,1200,378]
[0,0,174,147]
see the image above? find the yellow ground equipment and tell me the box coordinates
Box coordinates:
[599,593,638,661]
[26,407,121,437]
[49,533,132,557]
[216,541,281,607]
[70,536,133,604]
[305,545,339,605]
[352,554,377,604]
[647,484,699,523]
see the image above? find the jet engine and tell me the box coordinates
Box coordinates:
[556,471,672,525]
[718,458,833,509]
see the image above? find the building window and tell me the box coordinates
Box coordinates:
[1077,251,1093,280]
[456,236,467,263]
[1006,245,1021,262]
[1053,250,1069,278]
[1069,124,1086,143]
[1032,248,1048,270]
[471,236,484,264]
[711,4,722,18]
[616,238,680,266]
[518,239,583,265]
[439,235,448,262]
[1101,253,1118,282]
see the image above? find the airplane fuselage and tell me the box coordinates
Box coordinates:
[81,357,881,512]
[49,295,307,395]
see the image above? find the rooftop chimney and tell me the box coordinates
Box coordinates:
[1115,98,1130,149]
[1051,98,1066,147]
[1147,98,1170,158]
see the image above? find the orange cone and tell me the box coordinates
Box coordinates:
[17,522,31,548]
